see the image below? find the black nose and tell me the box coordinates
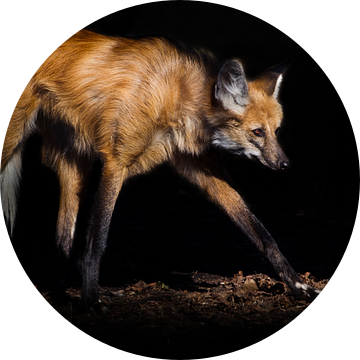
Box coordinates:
[279,160,290,171]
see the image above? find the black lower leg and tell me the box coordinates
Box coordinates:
[79,165,124,310]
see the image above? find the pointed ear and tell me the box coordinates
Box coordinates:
[215,59,249,114]
[257,59,291,98]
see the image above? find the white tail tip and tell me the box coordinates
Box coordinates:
[1,151,22,236]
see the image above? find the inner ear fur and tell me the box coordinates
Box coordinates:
[252,59,291,98]
[215,59,249,113]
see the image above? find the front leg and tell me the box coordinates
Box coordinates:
[81,161,127,311]
[174,154,320,300]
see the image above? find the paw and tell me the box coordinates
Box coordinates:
[294,282,321,300]
[81,298,110,315]
[90,299,110,315]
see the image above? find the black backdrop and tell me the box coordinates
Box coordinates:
[2,1,358,354]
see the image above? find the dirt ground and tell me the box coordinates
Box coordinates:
[41,270,326,359]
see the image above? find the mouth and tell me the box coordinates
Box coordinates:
[264,159,281,171]
[250,155,282,171]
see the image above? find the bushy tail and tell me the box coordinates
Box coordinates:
[1,84,40,236]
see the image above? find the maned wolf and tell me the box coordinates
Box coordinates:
[1,30,320,310]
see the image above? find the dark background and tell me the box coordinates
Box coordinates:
[10,0,359,314]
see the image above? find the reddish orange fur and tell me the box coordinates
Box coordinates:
[1,30,320,307]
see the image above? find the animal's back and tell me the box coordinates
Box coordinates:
[30,30,212,158]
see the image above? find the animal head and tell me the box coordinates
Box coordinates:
[212,59,290,171]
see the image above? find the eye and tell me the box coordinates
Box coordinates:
[252,128,264,137]
[275,127,280,136]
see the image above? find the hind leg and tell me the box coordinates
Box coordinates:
[56,157,88,258]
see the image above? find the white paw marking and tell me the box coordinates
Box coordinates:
[296,282,321,296]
